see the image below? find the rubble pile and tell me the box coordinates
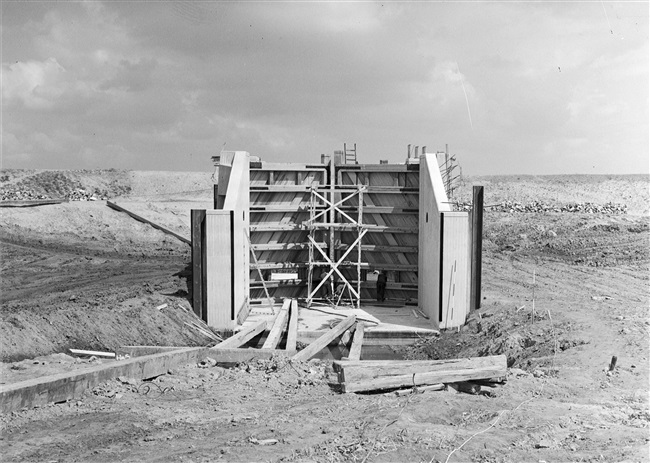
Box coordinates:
[0,187,107,201]
[456,201,627,214]
[66,188,104,201]
[1,189,51,201]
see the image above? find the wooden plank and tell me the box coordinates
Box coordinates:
[213,320,267,349]
[116,346,295,365]
[337,244,420,253]
[262,300,290,349]
[333,355,506,393]
[348,322,365,360]
[309,224,418,233]
[69,349,116,358]
[251,162,327,172]
[0,199,68,207]
[106,201,191,245]
[470,186,484,311]
[249,224,302,232]
[250,280,306,288]
[191,209,206,320]
[250,186,313,192]
[338,164,418,173]
[337,206,420,214]
[286,299,299,352]
[250,205,319,212]
[0,347,206,414]
[252,243,324,251]
[292,315,357,362]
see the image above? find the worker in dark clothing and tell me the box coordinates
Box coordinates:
[319,268,331,299]
[376,270,387,302]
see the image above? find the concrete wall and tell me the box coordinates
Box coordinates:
[439,211,470,329]
[418,154,451,329]
[206,151,250,329]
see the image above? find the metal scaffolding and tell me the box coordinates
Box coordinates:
[305,185,366,308]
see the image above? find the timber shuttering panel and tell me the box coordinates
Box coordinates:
[249,165,327,300]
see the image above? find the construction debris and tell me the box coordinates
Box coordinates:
[456,200,627,214]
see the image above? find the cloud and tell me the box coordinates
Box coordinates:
[1,1,647,174]
[98,58,157,93]
[2,58,66,109]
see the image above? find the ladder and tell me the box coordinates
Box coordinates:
[343,143,357,165]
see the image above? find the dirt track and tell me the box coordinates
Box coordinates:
[1,170,648,462]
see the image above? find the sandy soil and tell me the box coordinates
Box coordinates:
[0,170,648,462]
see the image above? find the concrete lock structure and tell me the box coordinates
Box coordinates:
[191,147,483,340]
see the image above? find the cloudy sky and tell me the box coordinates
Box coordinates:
[2,1,648,175]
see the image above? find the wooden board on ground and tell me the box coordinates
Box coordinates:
[292,315,356,362]
[213,320,266,349]
[0,347,206,414]
[117,346,295,366]
[106,201,191,245]
[0,199,68,207]
[262,300,290,349]
[333,354,507,393]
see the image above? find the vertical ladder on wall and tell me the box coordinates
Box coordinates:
[343,143,357,165]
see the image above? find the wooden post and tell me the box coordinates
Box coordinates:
[348,322,365,360]
[470,186,484,311]
[191,209,206,320]
[286,299,299,351]
[609,355,617,371]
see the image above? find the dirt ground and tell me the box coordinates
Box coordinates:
[1,170,648,462]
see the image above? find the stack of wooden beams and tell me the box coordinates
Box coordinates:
[332,354,507,393]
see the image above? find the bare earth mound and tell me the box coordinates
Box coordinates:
[1,170,648,462]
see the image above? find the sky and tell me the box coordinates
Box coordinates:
[1,1,648,175]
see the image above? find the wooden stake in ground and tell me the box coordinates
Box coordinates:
[292,315,356,362]
[609,355,617,372]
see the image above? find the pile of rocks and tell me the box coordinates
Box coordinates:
[67,188,105,201]
[0,189,50,201]
[456,200,627,214]
[1,187,107,201]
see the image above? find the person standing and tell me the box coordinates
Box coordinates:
[376,270,387,302]
[319,268,331,299]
